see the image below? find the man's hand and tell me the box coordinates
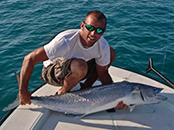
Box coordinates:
[116,101,128,110]
[19,90,31,105]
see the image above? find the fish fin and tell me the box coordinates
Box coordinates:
[15,72,20,88]
[74,114,87,120]
[129,104,136,112]
[132,87,140,94]
[3,97,20,111]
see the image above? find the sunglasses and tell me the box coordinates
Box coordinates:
[83,21,105,34]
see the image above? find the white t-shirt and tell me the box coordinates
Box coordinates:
[43,29,110,67]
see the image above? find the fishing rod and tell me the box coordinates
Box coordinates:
[146,58,174,89]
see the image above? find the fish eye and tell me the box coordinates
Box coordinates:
[153,88,157,91]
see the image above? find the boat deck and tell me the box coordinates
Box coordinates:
[1,66,174,130]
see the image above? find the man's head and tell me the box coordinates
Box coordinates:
[80,10,107,48]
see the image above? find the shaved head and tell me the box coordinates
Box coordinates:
[84,10,107,27]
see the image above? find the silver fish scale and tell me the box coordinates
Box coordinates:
[31,82,134,114]
[4,81,166,115]
[31,93,93,114]
[4,73,166,116]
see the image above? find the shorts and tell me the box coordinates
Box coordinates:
[41,59,96,86]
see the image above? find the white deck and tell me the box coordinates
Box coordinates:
[1,66,174,130]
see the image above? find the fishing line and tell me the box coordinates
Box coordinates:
[161,45,168,75]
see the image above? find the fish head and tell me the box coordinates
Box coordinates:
[139,84,167,104]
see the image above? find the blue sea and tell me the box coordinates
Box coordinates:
[0,0,174,120]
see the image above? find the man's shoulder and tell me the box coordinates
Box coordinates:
[58,29,80,38]
[98,36,109,50]
[99,36,108,44]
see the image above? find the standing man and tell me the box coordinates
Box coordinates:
[19,10,127,110]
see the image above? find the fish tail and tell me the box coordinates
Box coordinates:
[3,98,19,111]
[3,72,20,111]
[15,72,20,88]
[74,114,87,120]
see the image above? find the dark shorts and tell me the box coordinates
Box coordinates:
[42,59,96,86]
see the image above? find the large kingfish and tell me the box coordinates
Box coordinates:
[3,73,167,118]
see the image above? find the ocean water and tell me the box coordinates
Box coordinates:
[0,0,174,120]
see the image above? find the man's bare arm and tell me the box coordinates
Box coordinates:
[96,64,112,85]
[96,64,127,110]
[19,46,48,105]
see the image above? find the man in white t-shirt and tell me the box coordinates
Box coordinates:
[19,10,127,110]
